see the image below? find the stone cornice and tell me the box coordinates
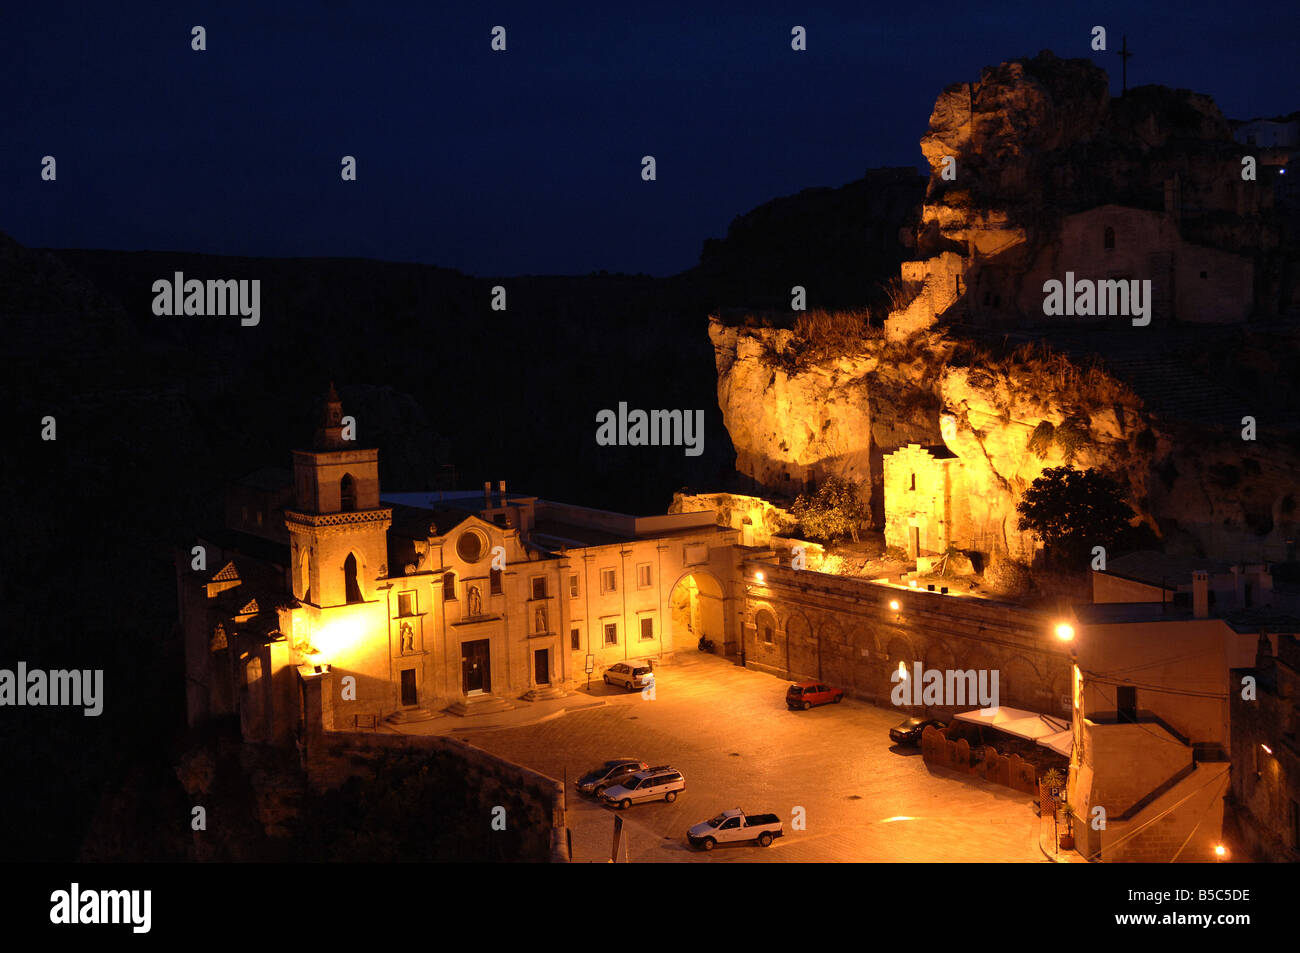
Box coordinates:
[285,508,393,529]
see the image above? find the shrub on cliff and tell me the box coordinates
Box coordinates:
[1016,466,1134,568]
[790,477,868,542]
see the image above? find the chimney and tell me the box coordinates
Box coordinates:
[1192,570,1209,618]
[483,481,492,509]
[498,479,507,506]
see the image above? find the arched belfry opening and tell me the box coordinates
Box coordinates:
[301,548,313,603]
[344,552,363,604]
[340,473,357,511]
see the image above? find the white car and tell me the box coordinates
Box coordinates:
[687,808,784,850]
[600,766,685,809]
[603,662,654,690]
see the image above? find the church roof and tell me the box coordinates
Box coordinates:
[232,467,293,493]
[198,525,291,569]
[388,501,477,540]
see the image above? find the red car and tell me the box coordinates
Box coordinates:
[786,681,844,710]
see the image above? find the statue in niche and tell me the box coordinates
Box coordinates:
[535,605,547,633]
[400,622,415,653]
[468,585,483,617]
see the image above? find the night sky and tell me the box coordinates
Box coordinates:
[3,0,1296,276]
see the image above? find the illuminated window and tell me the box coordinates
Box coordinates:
[569,574,579,598]
[637,564,652,588]
[600,568,617,593]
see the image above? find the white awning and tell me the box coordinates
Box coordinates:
[1039,728,1074,757]
[954,707,1072,754]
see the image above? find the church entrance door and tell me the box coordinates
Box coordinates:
[462,639,491,695]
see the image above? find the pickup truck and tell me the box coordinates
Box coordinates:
[687,808,784,850]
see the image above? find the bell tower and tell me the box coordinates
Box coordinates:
[285,384,392,607]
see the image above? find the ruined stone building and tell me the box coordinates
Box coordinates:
[882,443,962,558]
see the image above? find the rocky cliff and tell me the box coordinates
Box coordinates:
[712,313,1300,561]
[709,52,1300,562]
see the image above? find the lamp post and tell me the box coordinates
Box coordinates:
[1052,621,1078,856]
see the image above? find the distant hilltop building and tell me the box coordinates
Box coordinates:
[178,387,740,742]
[880,53,1288,339]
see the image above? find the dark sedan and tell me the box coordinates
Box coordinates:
[890,717,947,746]
[575,759,649,796]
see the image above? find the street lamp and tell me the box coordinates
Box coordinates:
[1055,623,1075,642]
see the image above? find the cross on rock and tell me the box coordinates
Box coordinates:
[1118,35,1134,94]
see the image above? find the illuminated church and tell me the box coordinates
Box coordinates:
[178,387,739,743]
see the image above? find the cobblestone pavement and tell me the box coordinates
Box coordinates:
[463,652,1048,863]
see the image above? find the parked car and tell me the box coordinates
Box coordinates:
[687,808,784,850]
[575,759,649,796]
[890,716,947,746]
[600,765,685,809]
[786,681,844,710]
[604,662,654,690]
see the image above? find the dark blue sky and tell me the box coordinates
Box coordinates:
[3,1,1295,276]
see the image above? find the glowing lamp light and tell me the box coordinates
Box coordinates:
[907,579,918,589]
[1055,623,1075,642]
[1214,845,1227,857]
[881,816,915,823]
[897,660,908,679]
[754,571,765,584]
[1261,743,1273,755]
[889,599,901,612]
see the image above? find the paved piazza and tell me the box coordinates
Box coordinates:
[464,652,1047,862]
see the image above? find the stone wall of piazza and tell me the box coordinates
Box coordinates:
[740,561,1070,719]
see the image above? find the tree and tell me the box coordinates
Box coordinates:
[790,477,868,543]
[1016,466,1133,568]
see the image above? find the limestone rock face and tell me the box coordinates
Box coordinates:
[708,52,1300,562]
[712,313,1300,560]
[936,362,1153,560]
[709,319,942,520]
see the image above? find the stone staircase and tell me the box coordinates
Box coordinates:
[383,706,439,725]
[520,684,568,703]
[444,694,516,717]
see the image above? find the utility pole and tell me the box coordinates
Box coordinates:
[1118,35,1133,94]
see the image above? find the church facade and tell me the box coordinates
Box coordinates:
[178,388,741,744]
